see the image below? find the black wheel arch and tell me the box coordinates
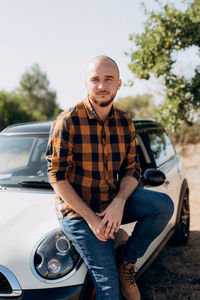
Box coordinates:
[175,178,189,228]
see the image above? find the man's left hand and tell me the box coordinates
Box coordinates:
[96,196,125,239]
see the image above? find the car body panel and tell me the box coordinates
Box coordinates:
[158,154,183,224]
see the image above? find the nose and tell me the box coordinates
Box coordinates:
[98,81,105,89]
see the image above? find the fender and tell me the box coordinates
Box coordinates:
[175,179,189,228]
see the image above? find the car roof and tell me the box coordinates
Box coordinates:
[0,121,53,135]
[133,119,163,131]
[1,119,163,135]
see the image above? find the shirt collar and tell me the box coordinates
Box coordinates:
[84,96,115,120]
[84,96,97,119]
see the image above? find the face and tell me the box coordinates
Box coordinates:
[85,58,122,107]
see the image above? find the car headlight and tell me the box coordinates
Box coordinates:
[32,229,81,282]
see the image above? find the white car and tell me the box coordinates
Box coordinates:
[0,120,190,299]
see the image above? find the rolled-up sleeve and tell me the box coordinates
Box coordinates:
[121,120,141,182]
[46,114,73,183]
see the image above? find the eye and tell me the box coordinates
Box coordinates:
[91,78,98,82]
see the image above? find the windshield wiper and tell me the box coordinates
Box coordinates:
[18,180,52,189]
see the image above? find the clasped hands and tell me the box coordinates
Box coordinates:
[89,196,125,242]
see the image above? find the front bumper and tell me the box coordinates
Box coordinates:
[0,285,83,300]
[0,265,85,300]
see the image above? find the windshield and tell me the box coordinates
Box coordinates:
[0,134,50,188]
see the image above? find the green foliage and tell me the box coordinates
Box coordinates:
[0,64,62,131]
[127,0,200,130]
[19,64,61,120]
[115,94,157,119]
[0,91,33,131]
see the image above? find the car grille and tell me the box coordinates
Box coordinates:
[0,272,12,292]
[0,266,22,297]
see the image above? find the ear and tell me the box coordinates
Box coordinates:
[118,79,122,90]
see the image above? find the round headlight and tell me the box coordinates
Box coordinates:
[56,236,70,253]
[32,229,81,281]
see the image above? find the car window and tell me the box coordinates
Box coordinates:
[146,129,175,167]
[0,136,34,172]
[0,135,49,187]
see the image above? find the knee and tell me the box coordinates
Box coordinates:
[157,193,174,220]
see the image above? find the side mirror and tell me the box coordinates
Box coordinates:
[143,168,166,187]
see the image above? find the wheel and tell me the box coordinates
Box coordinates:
[171,191,190,245]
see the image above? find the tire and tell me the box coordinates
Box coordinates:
[171,190,190,245]
[79,272,95,300]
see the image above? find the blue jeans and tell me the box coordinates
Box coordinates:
[59,188,174,300]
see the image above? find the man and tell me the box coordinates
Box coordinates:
[46,56,174,300]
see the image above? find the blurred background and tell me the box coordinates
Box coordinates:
[1,0,200,143]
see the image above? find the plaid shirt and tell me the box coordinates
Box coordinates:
[46,98,141,218]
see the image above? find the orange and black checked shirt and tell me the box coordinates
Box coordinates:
[46,97,141,218]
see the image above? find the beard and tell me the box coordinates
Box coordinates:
[90,92,117,107]
[93,97,114,107]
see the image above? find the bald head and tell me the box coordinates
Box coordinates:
[86,56,120,79]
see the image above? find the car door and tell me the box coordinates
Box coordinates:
[129,130,179,272]
[143,128,183,229]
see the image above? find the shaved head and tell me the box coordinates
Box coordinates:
[86,56,120,79]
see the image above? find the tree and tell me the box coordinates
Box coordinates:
[0,91,33,131]
[126,0,200,130]
[115,94,157,119]
[19,64,61,120]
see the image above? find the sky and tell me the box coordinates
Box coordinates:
[0,0,199,109]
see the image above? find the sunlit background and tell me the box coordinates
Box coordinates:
[1,0,199,109]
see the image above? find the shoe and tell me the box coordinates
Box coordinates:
[118,262,141,300]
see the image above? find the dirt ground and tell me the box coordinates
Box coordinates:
[138,143,200,300]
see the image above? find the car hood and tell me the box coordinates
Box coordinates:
[0,188,57,236]
[0,188,63,288]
